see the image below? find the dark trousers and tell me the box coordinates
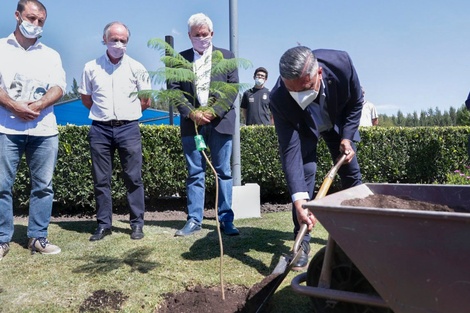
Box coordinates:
[88,121,145,228]
[292,130,362,241]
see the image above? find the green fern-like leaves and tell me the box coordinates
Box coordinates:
[140,37,252,113]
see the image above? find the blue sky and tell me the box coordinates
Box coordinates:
[1,0,469,116]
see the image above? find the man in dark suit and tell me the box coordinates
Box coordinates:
[270,46,363,270]
[170,13,240,237]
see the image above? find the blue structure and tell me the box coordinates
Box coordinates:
[54,98,180,126]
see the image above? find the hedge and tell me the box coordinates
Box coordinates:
[11,125,470,213]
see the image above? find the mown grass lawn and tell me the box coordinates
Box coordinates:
[0,211,329,312]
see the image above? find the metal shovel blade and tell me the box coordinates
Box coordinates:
[244,241,305,313]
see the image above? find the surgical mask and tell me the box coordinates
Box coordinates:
[18,16,43,39]
[289,89,319,110]
[190,36,212,53]
[254,78,265,87]
[107,41,127,59]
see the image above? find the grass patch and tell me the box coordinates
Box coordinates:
[0,211,328,312]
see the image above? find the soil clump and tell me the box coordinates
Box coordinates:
[79,289,128,312]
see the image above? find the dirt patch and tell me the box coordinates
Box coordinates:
[79,289,129,312]
[45,199,292,222]
[157,285,249,313]
[341,194,456,212]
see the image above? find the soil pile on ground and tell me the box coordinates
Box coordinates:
[157,285,249,313]
[79,290,128,312]
[342,194,456,212]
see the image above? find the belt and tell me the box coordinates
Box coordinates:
[94,120,135,127]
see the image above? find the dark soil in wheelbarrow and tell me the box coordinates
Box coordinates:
[341,193,458,212]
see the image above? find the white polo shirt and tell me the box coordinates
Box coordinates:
[78,53,151,121]
[0,33,66,136]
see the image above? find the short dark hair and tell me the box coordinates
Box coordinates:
[254,67,268,79]
[17,0,47,16]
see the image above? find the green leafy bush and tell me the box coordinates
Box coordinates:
[446,166,470,185]
[11,125,470,213]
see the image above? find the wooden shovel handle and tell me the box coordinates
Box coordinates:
[293,153,348,253]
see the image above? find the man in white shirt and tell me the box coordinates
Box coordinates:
[0,0,66,260]
[79,21,151,242]
[359,87,379,127]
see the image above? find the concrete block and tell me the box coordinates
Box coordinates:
[232,183,261,219]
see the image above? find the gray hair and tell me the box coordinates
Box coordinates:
[103,21,131,41]
[279,46,318,80]
[187,13,213,32]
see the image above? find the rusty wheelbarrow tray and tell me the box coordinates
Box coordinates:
[291,183,470,313]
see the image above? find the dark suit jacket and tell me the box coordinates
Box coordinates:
[170,46,239,137]
[270,49,363,196]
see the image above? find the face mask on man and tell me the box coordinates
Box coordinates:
[19,16,43,39]
[190,36,212,53]
[254,78,265,87]
[289,89,319,110]
[106,41,127,59]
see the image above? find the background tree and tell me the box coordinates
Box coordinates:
[376,104,470,127]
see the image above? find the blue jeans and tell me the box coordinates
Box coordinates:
[182,124,234,224]
[0,134,58,242]
[88,121,145,228]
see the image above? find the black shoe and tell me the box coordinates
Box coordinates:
[175,219,201,236]
[89,227,112,241]
[130,225,144,240]
[220,221,240,236]
[291,240,310,271]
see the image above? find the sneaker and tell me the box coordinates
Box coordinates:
[28,237,61,255]
[0,242,10,260]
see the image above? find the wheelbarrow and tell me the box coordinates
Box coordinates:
[291,183,470,313]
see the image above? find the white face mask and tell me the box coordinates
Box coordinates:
[19,16,43,39]
[289,89,319,110]
[254,78,265,87]
[107,41,127,59]
[190,36,212,53]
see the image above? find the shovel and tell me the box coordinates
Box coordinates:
[245,152,348,313]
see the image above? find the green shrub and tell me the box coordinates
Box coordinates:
[446,166,470,185]
[11,125,470,212]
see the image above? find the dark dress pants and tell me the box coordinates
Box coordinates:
[88,121,145,228]
[292,130,362,241]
